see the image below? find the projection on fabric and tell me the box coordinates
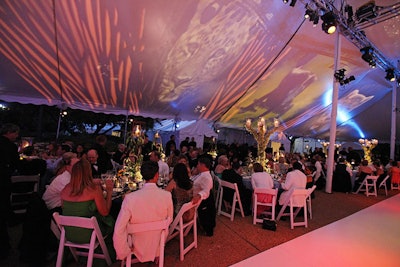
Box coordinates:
[0,0,397,140]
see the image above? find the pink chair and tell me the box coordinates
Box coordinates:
[252,188,277,225]
[53,212,112,267]
[167,200,201,261]
[123,218,171,267]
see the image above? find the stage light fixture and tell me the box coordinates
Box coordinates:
[305,9,313,19]
[369,61,376,68]
[385,69,395,82]
[289,0,297,7]
[334,69,346,81]
[312,14,319,27]
[321,12,337,34]
[360,46,376,68]
[283,0,288,3]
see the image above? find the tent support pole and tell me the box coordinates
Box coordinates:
[123,113,129,145]
[326,30,341,194]
[56,110,62,141]
[390,82,397,160]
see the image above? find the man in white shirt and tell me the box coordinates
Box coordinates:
[191,156,216,236]
[42,155,79,212]
[113,161,173,263]
[150,151,170,184]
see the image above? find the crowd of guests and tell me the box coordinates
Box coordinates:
[1,124,400,265]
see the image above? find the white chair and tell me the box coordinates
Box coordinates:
[217,180,244,221]
[213,175,222,208]
[10,174,40,214]
[53,212,112,267]
[378,175,390,196]
[123,218,171,267]
[252,188,277,225]
[355,175,379,197]
[306,185,316,219]
[167,201,201,261]
[276,186,315,229]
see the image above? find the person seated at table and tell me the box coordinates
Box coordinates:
[251,162,274,217]
[278,161,307,207]
[373,161,387,187]
[274,156,288,176]
[214,155,230,178]
[352,159,373,192]
[165,163,194,222]
[221,162,252,216]
[60,158,115,261]
[332,158,352,193]
[191,156,216,236]
[87,149,106,178]
[113,161,173,263]
[42,153,79,213]
[388,160,400,189]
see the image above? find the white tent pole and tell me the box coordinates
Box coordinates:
[390,82,397,160]
[326,30,341,194]
[56,110,62,140]
[123,112,129,145]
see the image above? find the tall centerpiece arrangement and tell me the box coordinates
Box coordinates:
[245,117,279,168]
[358,138,378,163]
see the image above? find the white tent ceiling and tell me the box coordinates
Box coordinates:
[0,0,399,142]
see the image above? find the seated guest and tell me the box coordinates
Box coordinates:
[165,163,194,222]
[353,159,373,192]
[332,158,352,193]
[274,156,288,176]
[91,134,113,173]
[73,143,86,159]
[214,155,230,178]
[388,160,400,188]
[278,162,307,206]
[191,157,216,236]
[113,143,127,165]
[221,162,252,216]
[87,149,106,178]
[251,162,274,217]
[150,150,170,184]
[42,154,79,213]
[374,161,387,187]
[113,161,173,263]
[60,158,115,260]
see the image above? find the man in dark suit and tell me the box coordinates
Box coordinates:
[221,162,252,216]
[0,123,20,259]
[92,135,113,173]
[87,149,106,178]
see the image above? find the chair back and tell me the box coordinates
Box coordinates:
[167,200,201,261]
[277,187,311,229]
[213,174,222,208]
[217,180,244,221]
[53,212,112,267]
[378,175,390,196]
[125,218,171,267]
[10,174,40,214]
[252,188,277,224]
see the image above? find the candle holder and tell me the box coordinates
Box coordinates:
[245,117,279,168]
[358,138,378,163]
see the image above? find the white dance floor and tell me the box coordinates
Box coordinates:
[232,194,400,267]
